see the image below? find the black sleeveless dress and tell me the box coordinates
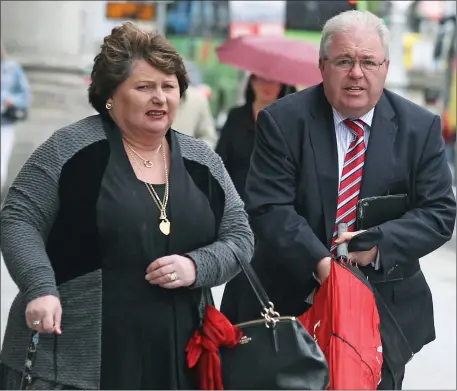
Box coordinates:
[96,120,216,389]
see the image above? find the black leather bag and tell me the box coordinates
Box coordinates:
[219,242,329,390]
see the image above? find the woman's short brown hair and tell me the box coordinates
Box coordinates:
[88,22,189,118]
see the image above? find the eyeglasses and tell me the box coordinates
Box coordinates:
[326,58,387,71]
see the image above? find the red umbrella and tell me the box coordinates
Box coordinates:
[216,35,322,87]
[299,259,383,390]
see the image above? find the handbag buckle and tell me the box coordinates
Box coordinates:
[261,301,280,328]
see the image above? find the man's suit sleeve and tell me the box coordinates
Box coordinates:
[245,109,331,280]
[378,115,456,272]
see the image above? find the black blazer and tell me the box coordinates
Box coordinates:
[221,83,456,355]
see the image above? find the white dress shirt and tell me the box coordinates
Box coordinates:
[332,107,374,182]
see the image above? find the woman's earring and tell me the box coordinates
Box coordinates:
[105,102,112,110]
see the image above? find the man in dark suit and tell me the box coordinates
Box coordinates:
[220,10,456,390]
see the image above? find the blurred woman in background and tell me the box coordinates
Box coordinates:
[215,74,295,201]
[1,41,30,191]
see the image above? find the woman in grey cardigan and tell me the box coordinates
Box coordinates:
[0,22,253,390]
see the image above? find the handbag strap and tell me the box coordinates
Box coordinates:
[19,331,39,390]
[224,241,279,318]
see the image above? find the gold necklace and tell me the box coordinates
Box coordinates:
[126,142,171,235]
[124,141,162,168]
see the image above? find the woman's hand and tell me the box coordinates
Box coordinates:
[25,295,62,334]
[146,255,196,288]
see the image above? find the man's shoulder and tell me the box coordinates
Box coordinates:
[265,84,321,117]
[262,85,325,128]
[383,89,437,123]
[257,86,323,145]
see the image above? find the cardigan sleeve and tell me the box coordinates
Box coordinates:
[186,151,254,288]
[1,132,62,304]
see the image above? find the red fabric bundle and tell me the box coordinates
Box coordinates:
[186,305,242,390]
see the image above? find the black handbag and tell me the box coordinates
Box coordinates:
[219,242,329,390]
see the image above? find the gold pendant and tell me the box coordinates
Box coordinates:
[144,160,153,168]
[159,218,171,235]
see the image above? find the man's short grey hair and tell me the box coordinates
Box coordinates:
[319,10,391,60]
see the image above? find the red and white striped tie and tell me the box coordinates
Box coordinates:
[330,119,366,253]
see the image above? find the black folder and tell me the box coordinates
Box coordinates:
[355,194,408,230]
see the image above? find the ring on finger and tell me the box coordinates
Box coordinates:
[168,272,178,282]
[32,320,41,327]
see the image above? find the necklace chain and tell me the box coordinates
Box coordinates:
[125,140,170,230]
[124,141,162,168]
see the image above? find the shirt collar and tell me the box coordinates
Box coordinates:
[332,107,375,128]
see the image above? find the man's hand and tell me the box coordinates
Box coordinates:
[335,230,378,266]
[315,256,332,283]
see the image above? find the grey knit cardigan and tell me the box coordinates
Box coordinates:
[0,115,254,389]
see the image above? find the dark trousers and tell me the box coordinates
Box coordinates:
[377,364,405,390]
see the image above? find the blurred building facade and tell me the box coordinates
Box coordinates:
[0,1,164,73]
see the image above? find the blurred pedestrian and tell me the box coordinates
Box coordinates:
[172,84,218,148]
[215,75,296,201]
[221,10,456,390]
[0,22,253,390]
[1,41,30,191]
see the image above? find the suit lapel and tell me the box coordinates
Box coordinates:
[360,93,398,198]
[309,85,340,247]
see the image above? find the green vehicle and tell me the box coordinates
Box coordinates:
[165,0,385,122]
